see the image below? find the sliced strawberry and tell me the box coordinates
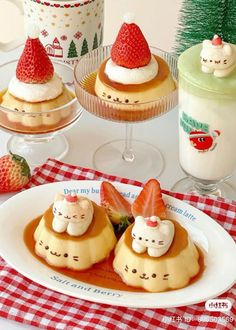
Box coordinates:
[131,179,166,219]
[100,181,133,226]
[111,21,151,69]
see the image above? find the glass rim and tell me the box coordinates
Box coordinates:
[0,59,78,115]
[74,45,178,107]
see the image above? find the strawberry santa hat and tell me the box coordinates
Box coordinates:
[65,194,78,203]
[16,23,54,84]
[111,13,151,69]
[146,216,160,228]
[211,35,223,46]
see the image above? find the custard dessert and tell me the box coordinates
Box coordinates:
[34,193,117,270]
[0,25,75,133]
[94,13,176,108]
[113,179,201,292]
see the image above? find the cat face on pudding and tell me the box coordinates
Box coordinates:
[124,264,170,281]
[131,216,175,257]
[53,194,92,224]
[52,194,94,236]
[200,35,236,77]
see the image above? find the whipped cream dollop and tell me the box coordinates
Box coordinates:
[105,56,158,84]
[8,73,63,102]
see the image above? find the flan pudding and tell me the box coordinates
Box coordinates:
[93,13,176,121]
[34,194,117,270]
[113,179,201,292]
[95,55,176,105]
[0,25,76,134]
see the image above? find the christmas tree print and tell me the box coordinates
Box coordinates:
[81,38,89,56]
[174,0,236,56]
[99,27,103,46]
[93,33,98,50]
[67,40,78,58]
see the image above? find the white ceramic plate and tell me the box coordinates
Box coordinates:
[0,180,235,309]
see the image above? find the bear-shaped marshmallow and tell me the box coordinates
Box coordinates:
[52,194,94,236]
[131,216,175,257]
[200,35,236,77]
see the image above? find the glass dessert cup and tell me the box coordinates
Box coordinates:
[172,61,236,199]
[172,174,235,199]
[0,60,82,167]
[74,46,178,181]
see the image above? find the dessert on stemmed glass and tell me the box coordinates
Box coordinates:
[74,13,178,180]
[0,25,75,134]
[95,13,176,111]
[0,24,82,166]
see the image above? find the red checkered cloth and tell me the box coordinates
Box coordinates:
[0,158,235,330]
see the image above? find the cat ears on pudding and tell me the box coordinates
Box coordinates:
[54,193,78,203]
[131,179,166,219]
[135,215,161,227]
[54,193,65,202]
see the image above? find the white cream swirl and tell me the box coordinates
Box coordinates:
[105,56,158,85]
[8,73,63,102]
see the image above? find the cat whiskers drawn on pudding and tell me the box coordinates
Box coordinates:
[163,274,169,280]
[73,256,79,262]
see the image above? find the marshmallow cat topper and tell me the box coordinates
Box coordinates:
[52,194,94,236]
[200,35,236,77]
[131,216,175,257]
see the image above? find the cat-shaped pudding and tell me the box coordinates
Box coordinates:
[52,194,94,236]
[200,35,236,77]
[131,216,175,257]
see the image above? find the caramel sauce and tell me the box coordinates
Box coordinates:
[78,56,177,122]
[0,89,78,135]
[98,55,170,92]
[24,214,205,293]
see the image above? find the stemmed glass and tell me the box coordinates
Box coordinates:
[0,60,82,167]
[74,45,178,181]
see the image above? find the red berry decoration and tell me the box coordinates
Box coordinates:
[212,35,222,46]
[0,153,31,193]
[16,24,54,84]
[65,194,78,203]
[111,13,151,69]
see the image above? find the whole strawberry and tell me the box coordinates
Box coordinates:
[16,24,54,84]
[111,13,151,69]
[0,153,30,193]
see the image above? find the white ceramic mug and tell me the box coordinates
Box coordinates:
[0,0,104,65]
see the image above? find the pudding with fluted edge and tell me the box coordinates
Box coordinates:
[113,179,201,292]
[0,25,76,134]
[34,193,117,270]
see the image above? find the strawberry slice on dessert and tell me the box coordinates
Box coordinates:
[131,179,166,219]
[100,181,133,232]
